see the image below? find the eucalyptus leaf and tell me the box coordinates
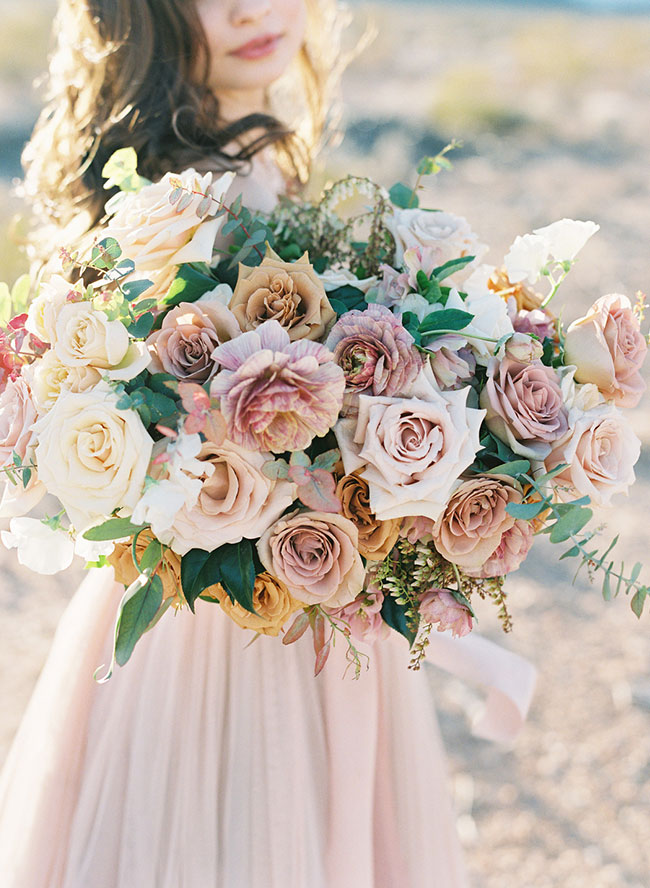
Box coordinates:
[631,587,647,618]
[389,182,419,209]
[506,501,546,520]
[549,507,593,544]
[485,460,531,478]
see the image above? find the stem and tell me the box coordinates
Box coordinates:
[217,200,265,262]
[541,268,569,308]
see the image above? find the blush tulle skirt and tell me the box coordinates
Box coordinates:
[0,568,534,888]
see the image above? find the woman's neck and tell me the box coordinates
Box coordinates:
[215,88,267,123]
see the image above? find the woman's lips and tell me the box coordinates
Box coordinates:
[229,34,283,60]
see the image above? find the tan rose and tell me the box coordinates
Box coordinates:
[229,248,336,341]
[108,530,184,608]
[336,472,400,561]
[146,300,239,382]
[564,293,647,408]
[204,573,302,636]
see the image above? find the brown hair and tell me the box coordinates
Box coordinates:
[22,0,345,245]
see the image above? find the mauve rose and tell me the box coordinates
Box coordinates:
[511,306,556,342]
[374,264,410,309]
[545,403,640,507]
[326,588,389,643]
[257,509,365,608]
[167,439,295,555]
[336,472,401,561]
[464,520,533,578]
[205,573,302,637]
[147,300,239,383]
[419,589,473,637]
[432,474,524,570]
[564,293,647,408]
[481,357,568,459]
[325,304,422,398]
[501,332,544,364]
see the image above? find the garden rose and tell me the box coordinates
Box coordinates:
[229,249,336,341]
[32,385,153,530]
[419,589,473,638]
[464,521,533,578]
[481,357,568,459]
[336,471,401,561]
[25,274,77,344]
[27,351,102,410]
[211,320,345,452]
[53,302,129,368]
[257,510,365,608]
[109,530,184,608]
[205,574,302,637]
[167,439,295,555]
[335,364,484,521]
[146,299,239,383]
[326,588,389,643]
[564,294,647,408]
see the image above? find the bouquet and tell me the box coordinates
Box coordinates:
[1,147,647,678]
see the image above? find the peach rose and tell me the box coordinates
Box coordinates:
[146,300,239,382]
[464,521,533,578]
[545,403,640,507]
[204,573,302,636]
[257,510,365,608]
[432,474,524,570]
[336,472,400,561]
[229,249,336,341]
[564,294,647,408]
[481,357,568,459]
[108,530,184,608]
[167,439,295,556]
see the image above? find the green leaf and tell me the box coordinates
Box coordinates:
[631,586,647,619]
[486,460,531,478]
[139,539,163,575]
[129,312,155,339]
[529,464,569,486]
[149,391,177,419]
[326,284,367,313]
[602,569,612,601]
[163,265,218,307]
[83,517,148,541]
[433,256,475,282]
[222,215,242,236]
[630,562,642,583]
[115,575,163,666]
[448,586,476,619]
[389,182,419,209]
[506,501,546,520]
[217,539,257,615]
[329,298,347,315]
[549,507,593,543]
[122,279,154,301]
[102,147,148,192]
[381,593,418,647]
[559,545,581,561]
[10,274,31,314]
[418,308,474,336]
[180,548,215,613]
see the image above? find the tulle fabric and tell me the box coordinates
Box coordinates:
[0,568,470,888]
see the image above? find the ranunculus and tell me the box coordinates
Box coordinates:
[166,439,295,555]
[419,589,473,637]
[386,209,486,285]
[325,304,422,398]
[229,249,336,341]
[464,520,533,578]
[545,403,640,507]
[432,474,524,570]
[108,529,184,608]
[211,320,345,452]
[257,510,365,608]
[26,351,102,410]
[564,293,647,408]
[205,573,302,637]
[335,363,484,521]
[146,299,239,383]
[336,471,401,561]
[1,517,75,575]
[32,385,153,530]
[481,357,568,459]
[53,302,130,368]
[103,168,235,300]
[326,588,389,643]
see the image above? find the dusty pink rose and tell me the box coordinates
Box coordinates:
[464,521,533,578]
[432,474,525,570]
[325,304,422,397]
[401,515,435,543]
[428,342,476,390]
[511,306,556,342]
[257,509,365,608]
[326,588,390,643]
[167,439,295,555]
[564,293,647,408]
[545,403,640,507]
[211,320,345,453]
[146,300,239,382]
[419,589,473,637]
[501,332,544,364]
[480,357,568,459]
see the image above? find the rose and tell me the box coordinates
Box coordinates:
[374,264,410,309]
[229,249,336,341]
[464,521,533,578]
[336,472,401,561]
[25,274,77,343]
[52,302,130,370]
[0,376,37,467]
[102,168,235,300]
[205,573,302,636]
[166,439,295,556]
[326,588,389,643]
[481,357,568,459]
[545,403,640,507]
[257,510,365,608]
[419,589,473,638]
[26,351,102,411]
[564,294,647,408]
[428,342,476,391]
[335,364,484,521]
[108,530,184,607]
[146,300,239,383]
[500,332,544,364]
[32,385,153,530]
[318,266,378,294]
[432,474,524,570]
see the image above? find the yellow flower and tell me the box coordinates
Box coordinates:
[205,572,303,636]
[108,530,184,608]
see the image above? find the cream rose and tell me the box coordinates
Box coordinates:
[564,293,647,408]
[32,385,153,530]
[257,510,365,608]
[167,439,295,555]
[335,364,484,522]
[25,274,76,344]
[26,351,102,411]
[53,302,129,368]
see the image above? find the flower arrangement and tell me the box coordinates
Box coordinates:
[0,146,647,677]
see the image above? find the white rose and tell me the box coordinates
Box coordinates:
[318,266,379,294]
[25,275,76,343]
[32,386,154,530]
[1,518,75,575]
[54,302,130,368]
[26,350,103,411]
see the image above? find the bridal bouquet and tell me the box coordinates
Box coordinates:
[1,147,647,676]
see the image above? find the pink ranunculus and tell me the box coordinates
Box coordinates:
[564,293,647,408]
[257,509,365,608]
[464,520,533,578]
[480,357,568,459]
[428,341,476,391]
[210,320,345,453]
[325,304,422,398]
[327,587,390,644]
[419,589,473,637]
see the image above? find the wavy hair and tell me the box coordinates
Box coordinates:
[22,0,346,245]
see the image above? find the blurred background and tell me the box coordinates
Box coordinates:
[1,1,649,885]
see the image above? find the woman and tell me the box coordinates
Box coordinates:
[0,2,534,886]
